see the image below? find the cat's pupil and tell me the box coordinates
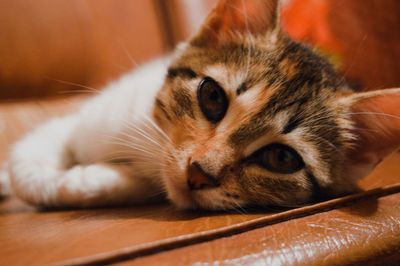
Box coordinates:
[277,149,292,163]
[209,90,219,102]
[197,77,228,123]
[269,148,294,170]
[254,144,305,174]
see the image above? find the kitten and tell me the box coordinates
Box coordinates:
[1,0,399,210]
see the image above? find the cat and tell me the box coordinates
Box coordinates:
[1,0,399,210]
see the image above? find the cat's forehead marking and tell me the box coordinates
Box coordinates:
[203,64,246,93]
[216,83,266,134]
[167,67,198,80]
[241,110,290,156]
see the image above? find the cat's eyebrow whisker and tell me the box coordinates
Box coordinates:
[296,109,335,125]
[303,132,338,150]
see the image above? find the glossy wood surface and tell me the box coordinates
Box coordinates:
[0,96,398,266]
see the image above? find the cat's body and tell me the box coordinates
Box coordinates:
[1,0,400,210]
[2,57,171,207]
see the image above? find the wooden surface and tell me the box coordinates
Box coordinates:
[0,199,268,265]
[1,96,400,265]
[1,146,399,265]
[128,191,400,266]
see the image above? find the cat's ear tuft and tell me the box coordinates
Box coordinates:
[191,0,280,47]
[341,88,400,179]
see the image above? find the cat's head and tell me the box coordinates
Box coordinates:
[153,0,400,210]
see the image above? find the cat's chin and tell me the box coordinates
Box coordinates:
[166,185,238,211]
[164,177,228,210]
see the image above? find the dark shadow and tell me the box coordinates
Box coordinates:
[337,197,379,217]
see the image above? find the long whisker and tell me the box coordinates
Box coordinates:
[305,125,378,133]
[101,135,162,156]
[103,140,160,157]
[118,39,138,67]
[121,119,164,148]
[45,76,101,94]
[141,114,172,143]
[346,112,400,120]
[241,0,252,79]
[100,134,157,151]
[230,199,247,214]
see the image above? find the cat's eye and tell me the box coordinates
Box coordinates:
[252,144,304,174]
[197,77,228,123]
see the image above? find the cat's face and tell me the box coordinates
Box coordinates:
[153,0,400,210]
[155,36,352,210]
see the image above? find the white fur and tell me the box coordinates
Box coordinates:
[1,57,171,207]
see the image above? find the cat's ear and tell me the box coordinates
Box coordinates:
[191,0,280,47]
[340,88,400,179]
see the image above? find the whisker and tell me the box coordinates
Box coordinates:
[305,125,378,133]
[346,112,400,120]
[58,89,100,95]
[118,129,163,150]
[240,0,252,79]
[101,139,161,158]
[302,132,338,150]
[141,114,172,143]
[45,76,101,94]
[118,39,138,67]
[121,119,164,148]
[231,199,247,214]
[342,34,367,79]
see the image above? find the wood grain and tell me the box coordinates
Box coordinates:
[0,95,399,265]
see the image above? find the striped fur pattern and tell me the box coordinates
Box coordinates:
[152,0,399,210]
[154,38,355,209]
[2,0,399,211]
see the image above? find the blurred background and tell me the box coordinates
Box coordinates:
[0,0,399,100]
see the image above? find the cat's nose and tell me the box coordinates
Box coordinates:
[187,161,220,190]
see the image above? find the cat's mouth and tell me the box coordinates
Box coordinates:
[164,172,225,210]
[162,154,232,210]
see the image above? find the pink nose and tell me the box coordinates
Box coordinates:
[187,161,220,190]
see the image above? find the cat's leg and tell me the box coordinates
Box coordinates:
[8,115,164,208]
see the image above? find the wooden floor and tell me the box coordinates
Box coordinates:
[1,152,399,265]
[0,195,270,265]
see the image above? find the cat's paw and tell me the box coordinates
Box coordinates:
[0,163,12,198]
